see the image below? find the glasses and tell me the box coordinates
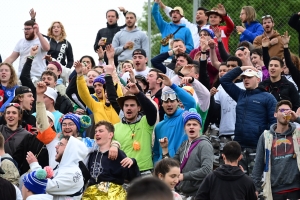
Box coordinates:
[57,142,65,147]
[262,15,272,19]
[23,28,33,31]
[236,46,246,52]
[161,92,177,101]
[278,108,291,113]
[62,123,75,127]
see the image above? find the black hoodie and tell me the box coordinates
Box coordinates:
[195,165,257,200]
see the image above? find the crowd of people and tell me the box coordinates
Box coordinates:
[0,1,300,199]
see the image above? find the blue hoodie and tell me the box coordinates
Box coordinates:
[152,3,194,53]
[153,84,196,163]
[239,21,264,43]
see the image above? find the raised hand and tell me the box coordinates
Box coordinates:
[104,65,114,75]
[74,60,83,74]
[194,51,201,61]
[118,6,126,12]
[29,8,36,19]
[158,73,172,86]
[270,38,278,46]
[262,37,270,47]
[217,4,226,16]
[30,45,39,56]
[200,37,208,51]
[36,81,47,95]
[26,151,38,165]
[212,27,222,39]
[180,76,193,85]
[281,31,291,45]
[180,64,194,76]
[159,137,168,149]
[210,87,218,96]
[128,68,136,83]
[126,82,140,94]
[43,55,53,62]
[33,23,40,35]
[105,44,115,60]
[208,39,216,49]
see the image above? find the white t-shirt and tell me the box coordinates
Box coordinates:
[121,66,151,82]
[14,37,48,77]
[214,82,245,136]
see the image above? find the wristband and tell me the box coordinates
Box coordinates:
[28,56,35,60]
[201,51,206,54]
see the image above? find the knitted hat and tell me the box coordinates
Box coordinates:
[200,28,215,38]
[48,61,62,72]
[23,167,53,194]
[182,108,202,126]
[93,74,105,86]
[44,87,58,103]
[61,113,91,132]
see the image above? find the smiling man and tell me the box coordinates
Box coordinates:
[220,65,277,175]
[259,57,300,111]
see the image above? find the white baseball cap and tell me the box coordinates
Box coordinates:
[44,87,58,102]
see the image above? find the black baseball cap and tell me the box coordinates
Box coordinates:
[14,86,32,96]
[132,49,147,58]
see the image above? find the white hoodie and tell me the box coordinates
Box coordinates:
[27,194,53,200]
[30,136,88,200]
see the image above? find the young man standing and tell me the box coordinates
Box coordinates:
[252,100,300,199]
[195,141,257,200]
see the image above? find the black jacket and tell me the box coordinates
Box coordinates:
[55,93,73,114]
[259,76,300,111]
[0,110,36,132]
[195,165,257,200]
[45,36,74,68]
[151,88,165,121]
[288,13,300,57]
[0,177,16,199]
[13,134,49,175]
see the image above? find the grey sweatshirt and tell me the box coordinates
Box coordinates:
[174,135,213,196]
[251,123,300,193]
[112,27,149,62]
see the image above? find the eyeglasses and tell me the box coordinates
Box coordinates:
[161,92,177,101]
[23,28,33,31]
[57,142,65,147]
[262,15,272,19]
[278,108,291,113]
[236,46,246,52]
[62,123,75,127]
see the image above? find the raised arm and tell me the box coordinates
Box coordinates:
[288,13,300,32]
[34,23,50,52]
[213,27,230,61]
[151,1,168,33]
[208,39,221,69]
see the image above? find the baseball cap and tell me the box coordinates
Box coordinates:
[14,86,32,96]
[241,69,261,78]
[169,6,184,17]
[44,87,58,102]
[132,49,147,58]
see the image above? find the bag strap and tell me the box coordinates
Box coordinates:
[180,139,202,171]
[172,26,184,36]
[4,131,18,144]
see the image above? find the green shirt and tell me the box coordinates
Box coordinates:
[114,116,154,171]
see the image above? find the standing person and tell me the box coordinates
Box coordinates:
[4,20,50,79]
[205,4,235,52]
[237,6,264,44]
[0,63,19,115]
[112,12,149,64]
[152,0,194,54]
[288,12,300,57]
[252,100,300,200]
[195,141,257,200]
[220,66,277,175]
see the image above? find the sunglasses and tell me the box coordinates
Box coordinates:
[278,108,290,113]
[262,15,272,19]
[6,103,22,113]
[236,46,246,52]
[161,92,177,101]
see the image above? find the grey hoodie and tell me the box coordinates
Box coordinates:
[174,135,213,196]
[252,123,300,193]
[112,27,149,62]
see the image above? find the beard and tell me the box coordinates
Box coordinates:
[25,32,35,40]
[196,20,204,25]
[172,18,180,24]
[55,153,63,163]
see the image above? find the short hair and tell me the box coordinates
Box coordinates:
[176,53,194,64]
[62,135,70,141]
[127,177,173,200]
[219,62,227,68]
[47,21,67,42]
[270,56,284,68]
[241,6,257,24]
[95,120,115,133]
[126,11,136,19]
[197,7,208,13]
[106,9,119,18]
[250,48,263,57]
[0,133,4,150]
[192,64,199,74]
[121,60,134,68]
[41,70,58,82]
[154,158,180,177]
[237,41,254,51]
[149,68,163,84]
[80,56,96,68]
[24,20,35,26]
[275,100,292,112]
[0,63,18,88]
[226,56,242,67]
[173,39,184,44]
[222,141,242,163]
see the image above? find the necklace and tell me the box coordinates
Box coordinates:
[92,151,104,183]
[126,121,137,139]
[125,121,141,151]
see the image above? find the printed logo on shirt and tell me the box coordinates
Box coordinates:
[252,100,261,104]
[57,44,67,62]
[272,135,294,159]
[73,171,82,183]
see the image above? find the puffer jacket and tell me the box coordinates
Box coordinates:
[220,67,277,148]
[259,76,300,111]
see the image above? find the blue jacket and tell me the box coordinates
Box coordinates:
[239,21,264,43]
[0,85,19,113]
[153,84,196,163]
[220,67,277,148]
[152,3,194,53]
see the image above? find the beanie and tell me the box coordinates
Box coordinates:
[49,61,62,72]
[23,167,53,194]
[182,108,202,126]
[61,113,91,132]
[93,74,106,86]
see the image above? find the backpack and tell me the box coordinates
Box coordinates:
[1,157,18,169]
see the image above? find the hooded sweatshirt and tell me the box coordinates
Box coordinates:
[174,136,213,196]
[112,27,149,62]
[252,123,300,193]
[195,165,257,200]
[1,125,31,156]
[26,194,53,200]
[30,136,89,200]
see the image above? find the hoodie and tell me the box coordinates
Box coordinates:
[195,165,257,200]
[26,194,53,200]
[30,136,89,200]
[239,21,264,43]
[1,125,31,156]
[112,27,149,62]
[252,123,300,193]
[174,136,213,196]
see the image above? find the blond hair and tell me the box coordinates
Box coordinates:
[242,6,257,24]
[0,63,18,88]
[47,21,67,42]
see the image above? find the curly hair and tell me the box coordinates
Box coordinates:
[0,63,18,88]
[47,21,67,42]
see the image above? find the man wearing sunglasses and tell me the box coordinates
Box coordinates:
[153,73,196,163]
[220,65,277,175]
[252,100,300,199]
[253,15,284,58]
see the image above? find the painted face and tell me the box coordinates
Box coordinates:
[159,166,180,190]
[268,60,282,79]
[4,106,20,127]
[61,119,77,137]
[52,22,62,37]
[0,64,11,84]
[184,119,201,140]
[162,99,178,116]
[55,138,68,162]
[94,125,113,146]
[123,99,140,122]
